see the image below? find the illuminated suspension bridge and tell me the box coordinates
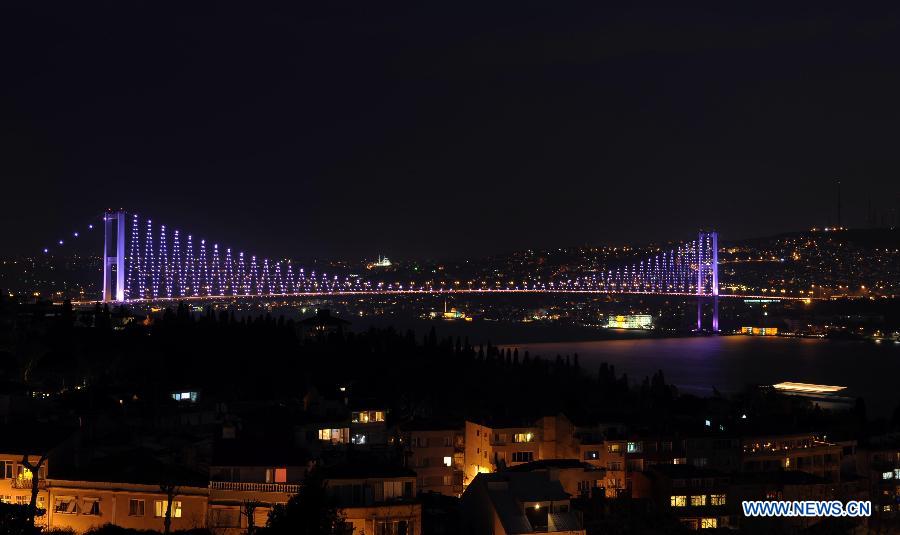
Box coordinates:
[48,210,740,330]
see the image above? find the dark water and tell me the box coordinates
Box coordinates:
[506,336,900,417]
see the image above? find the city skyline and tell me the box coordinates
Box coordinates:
[3,5,900,535]
[2,4,900,258]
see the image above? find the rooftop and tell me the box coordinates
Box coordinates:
[212,438,309,467]
[52,449,207,487]
[642,464,727,480]
[468,471,579,534]
[506,459,598,472]
[732,470,828,486]
[319,459,415,480]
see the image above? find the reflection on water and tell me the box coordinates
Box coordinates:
[507,336,900,417]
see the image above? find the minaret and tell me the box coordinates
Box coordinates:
[836,178,842,228]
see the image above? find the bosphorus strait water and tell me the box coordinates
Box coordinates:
[507,336,900,417]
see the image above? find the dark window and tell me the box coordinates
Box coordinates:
[525,506,548,531]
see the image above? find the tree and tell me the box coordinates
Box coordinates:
[0,503,41,535]
[242,499,262,535]
[159,482,179,535]
[261,469,344,535]
[20,452,49,527]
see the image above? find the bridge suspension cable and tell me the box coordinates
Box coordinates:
[99,209,720,330]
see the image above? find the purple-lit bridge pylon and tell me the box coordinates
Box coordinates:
[99,210,722,330]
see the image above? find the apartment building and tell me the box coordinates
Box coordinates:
[462,415,578,487]
[0,452,49,520]
[463,421,493,487]
[295,405,390,458]
[632,464,730,530]
[207,439,308,534]
[46,479,209,533]
[741,433,842,481]
[858,434,900,518]
[683,435,741,473]
[404,421,464,496]
[494,415,578,468]
[728,470,860,531]
[349,407,390,448]
[322,463,422,535]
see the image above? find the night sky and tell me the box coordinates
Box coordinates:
[2,3,899,260]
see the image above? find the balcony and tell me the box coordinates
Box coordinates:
[11,478,47,490]
[209,481,301,493]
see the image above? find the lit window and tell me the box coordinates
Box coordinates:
[82,498,101,516]
[376,520,411,535]
[670,495,687,507]
[276,468,287,483]
[883,471,894,480]
[129,499,145,516]
[55,497,77,514]
[608,444,622,453]
[383,481,403,500]
[691,495,707,506]
[16,466,35,482]
[172,391,197,402]
[352,410,385,423]
[701,518,718,529]
[627,442,642,453]
[318,428,348,443]
[584,451,599,460]
[155,500,183,518]
[710,494,726,506]
[352,434,367,445]
[513,433,534,443]
[443,456,452,467]
[266,468,288,483]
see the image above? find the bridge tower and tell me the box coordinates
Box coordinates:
[102,210,126,302]
[696,230,719,332]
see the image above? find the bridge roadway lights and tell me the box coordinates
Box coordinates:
[99,215,723,314]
